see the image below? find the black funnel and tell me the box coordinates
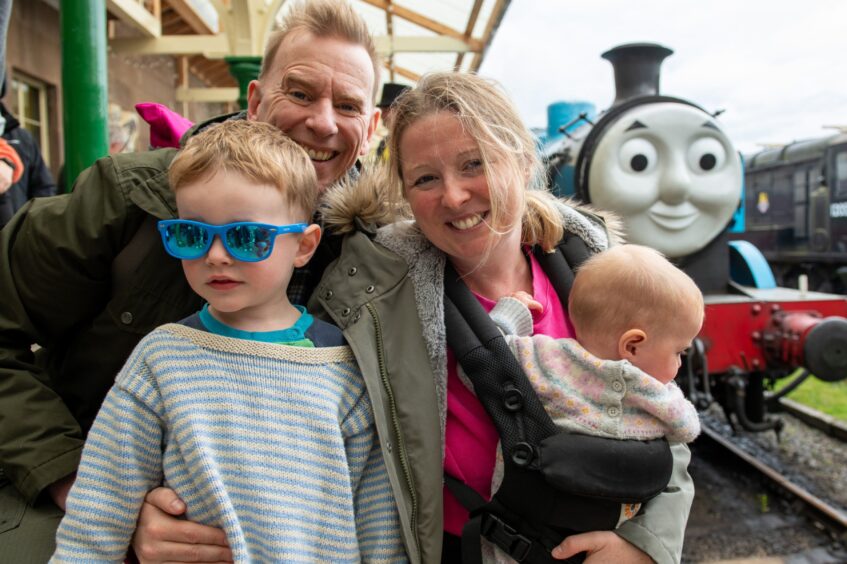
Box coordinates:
[602,43,673,106]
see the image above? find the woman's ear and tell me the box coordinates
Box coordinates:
[292,224,322,268]
[618,329,647,361]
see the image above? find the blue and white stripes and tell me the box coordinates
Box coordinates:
[51,324,406,563]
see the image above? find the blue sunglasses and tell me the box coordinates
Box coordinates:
[158,219,308,262]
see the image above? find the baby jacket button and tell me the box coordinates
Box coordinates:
[607,406,620,418]
[612,380,624,392]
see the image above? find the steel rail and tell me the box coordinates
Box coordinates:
[700,425,847,532]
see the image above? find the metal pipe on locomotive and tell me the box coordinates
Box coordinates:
[541,43,847,434]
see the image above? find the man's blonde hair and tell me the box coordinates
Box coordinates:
[387,72,567,259]
[169,120,318,221]
[569,244,704,343]
[260,0,381,101]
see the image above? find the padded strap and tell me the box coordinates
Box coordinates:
[444,262,558,456]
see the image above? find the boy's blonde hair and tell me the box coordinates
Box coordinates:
[569,244,704,343]
[260,0,381,101]
[168,120,318,221]
[387,72,566,254]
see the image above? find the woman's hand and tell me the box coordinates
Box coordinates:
[132,487,233,563]
[552,531,652,563]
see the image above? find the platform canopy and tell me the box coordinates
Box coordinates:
[107,0,511,104]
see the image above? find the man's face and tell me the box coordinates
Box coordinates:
[247,31,380,191]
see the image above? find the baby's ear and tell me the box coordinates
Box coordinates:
[618,329,647,360]
[293,224,322,268]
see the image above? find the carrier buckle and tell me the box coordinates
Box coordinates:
[481,513,533,562]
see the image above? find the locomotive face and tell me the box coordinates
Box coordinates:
[587,102,742,258]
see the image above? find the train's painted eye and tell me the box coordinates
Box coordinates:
[687,137,726,173]
[619,138,657,174]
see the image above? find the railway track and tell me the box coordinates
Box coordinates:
[684,407,847,562]
[698,423,847,536]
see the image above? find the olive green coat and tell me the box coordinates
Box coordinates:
[0,146,203,502]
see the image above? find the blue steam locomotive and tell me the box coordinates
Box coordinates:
[541,43,847,433]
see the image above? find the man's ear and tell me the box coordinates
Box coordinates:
[359,107,381,156]
[293,224,322,268]
[246,80,262,120]
[618,329,647,361]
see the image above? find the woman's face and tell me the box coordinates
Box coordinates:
[398,111,522,273]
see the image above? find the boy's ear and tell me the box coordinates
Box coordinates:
[618,329,647,361]
[292,224,321,268]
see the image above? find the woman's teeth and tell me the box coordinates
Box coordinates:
[451,214,483,230]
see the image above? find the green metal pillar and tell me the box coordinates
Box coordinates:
[225,56,262,110]
[61,0,108,191]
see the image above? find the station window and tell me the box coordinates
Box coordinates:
[10,73,50,166]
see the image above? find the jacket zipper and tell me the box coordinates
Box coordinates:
[365,302,420,554]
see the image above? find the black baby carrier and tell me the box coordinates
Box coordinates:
[443,234,674,564]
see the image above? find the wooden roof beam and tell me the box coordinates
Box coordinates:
[165,0,216,34]
[361,0,482,51]
[386,63,420,83]
[107,0,162,37]
[455,0,484,70]
[110,33,230,56]
[470,0,510,71]
[373,35,477,54]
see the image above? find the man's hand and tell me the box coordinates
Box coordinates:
[47,472,77,511]
[552,531,653,563]
[0,159,14,194]
[132,487,233,564]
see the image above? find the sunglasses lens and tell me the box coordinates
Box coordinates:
[225,224,273,261]
[164,222,210,259]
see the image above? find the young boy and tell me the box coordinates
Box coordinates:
[51,121,406,563]
[479,244,702,562]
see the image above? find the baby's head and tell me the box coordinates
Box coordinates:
[568,244,704,384]
[169,120,318,220]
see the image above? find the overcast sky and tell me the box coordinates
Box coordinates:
[478,0,847,155]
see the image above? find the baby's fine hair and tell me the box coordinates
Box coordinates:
[387,72,567,252]
[168,120,318,221]
[260,0,381,101]
[568,244,704,341]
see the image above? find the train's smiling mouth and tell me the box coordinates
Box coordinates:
[648,203,698,231]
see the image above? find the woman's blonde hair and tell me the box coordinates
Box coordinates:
[168,120,318,221]
[387,72,564,252]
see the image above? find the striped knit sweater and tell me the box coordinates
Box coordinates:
[51,324,406,563]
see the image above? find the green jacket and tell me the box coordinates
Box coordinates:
[310,217,694,564]
[0,147,203,502]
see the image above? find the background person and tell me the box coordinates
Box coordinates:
[311,71,695,564]
[374,81,410,160]
[0,77,56,227]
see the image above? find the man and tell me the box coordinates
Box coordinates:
[0,1,379,560]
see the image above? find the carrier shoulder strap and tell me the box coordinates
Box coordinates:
[112,214,158,298]
[443,234,593,459]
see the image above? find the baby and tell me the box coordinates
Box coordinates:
[481,244,702,562]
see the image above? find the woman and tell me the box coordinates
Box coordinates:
[311,72,693,563]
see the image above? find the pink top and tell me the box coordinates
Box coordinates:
[443,253,575,535]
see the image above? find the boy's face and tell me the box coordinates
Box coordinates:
[175,169,319,331]
[628,313,703,385]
